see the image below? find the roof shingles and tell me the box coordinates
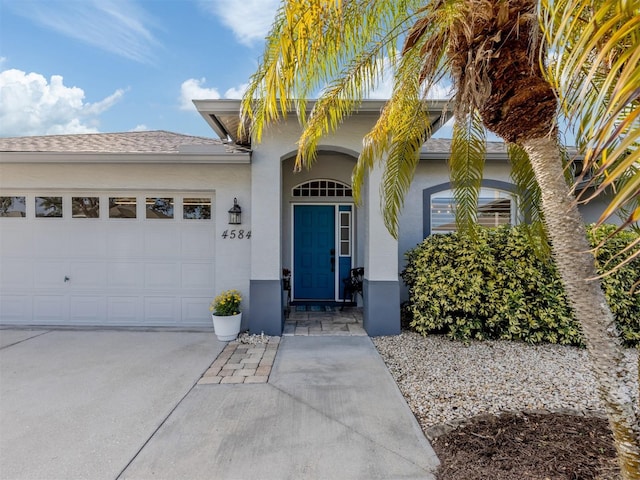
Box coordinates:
[0,131,224,153]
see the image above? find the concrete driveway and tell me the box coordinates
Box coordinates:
[1,330,438,480]
[0,328,223,480]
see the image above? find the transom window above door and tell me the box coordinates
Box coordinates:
[292,179,352,197]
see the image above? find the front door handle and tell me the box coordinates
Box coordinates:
[330,249,335,272]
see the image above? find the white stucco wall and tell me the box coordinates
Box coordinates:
[253,113,400,283]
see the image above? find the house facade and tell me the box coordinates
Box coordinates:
[0,100,610,335]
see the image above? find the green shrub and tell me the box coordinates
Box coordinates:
[587,224,640,346]
[402,224,639,347]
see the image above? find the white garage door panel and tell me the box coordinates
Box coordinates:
[70,296,107,323]
[0,192,216,327]
[181,228,214,258]
[0,223,34,254]
[145,296,177,324]
[34,261,68,288]
[69,226,108,257]
[182,297,212,326]
[33,224,71,258]
[145,263,179,289]
[108,296,142,324]
[144,225,180,256]
[69,262,107,288]
[108,228,145,258]
[0,295,32,321]
[34,295,68,323]
[181,263,214,289]
[1,259,33,288]
[108,262,144,289]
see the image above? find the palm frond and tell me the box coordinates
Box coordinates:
[540,0,640,232]
[352,4,451,206]
[380,99,432,237]
[508,143,550,256]
[449,110,486,237]
[508,143,542,223]
[241,0,426,144]
[295,49,390,172]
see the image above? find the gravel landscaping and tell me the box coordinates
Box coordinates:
[372,331,639,437]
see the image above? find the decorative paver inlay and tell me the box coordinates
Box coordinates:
[197,336,280,385]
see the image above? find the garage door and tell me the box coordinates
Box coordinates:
[0,193,215,327]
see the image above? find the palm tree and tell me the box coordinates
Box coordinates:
[240,0,640,476]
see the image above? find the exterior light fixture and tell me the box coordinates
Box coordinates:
[228,198,242,225]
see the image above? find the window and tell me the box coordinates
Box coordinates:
[146,197,174,219]
[0,196,26,217]
[109,197,137,218]
[292,179,352,197]
[339,211,352,256]
[35,196,63,218]
[72,197,100,218]
[431,188,514,234]
[183,197,211,220]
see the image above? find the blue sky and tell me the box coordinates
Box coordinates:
[0,0,461,140]
[0,0,285,138]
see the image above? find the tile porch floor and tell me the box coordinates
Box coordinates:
[283,306,365,336]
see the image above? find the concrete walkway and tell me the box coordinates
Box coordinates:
[0,330,438,480]
[121,336,439,479]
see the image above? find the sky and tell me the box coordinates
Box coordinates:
[0,0,458,140]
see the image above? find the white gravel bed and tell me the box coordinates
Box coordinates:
[373,331,638,432]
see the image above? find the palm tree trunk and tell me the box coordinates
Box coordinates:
[522,136,640,479]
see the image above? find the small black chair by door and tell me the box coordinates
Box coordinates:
[341,267,364,310]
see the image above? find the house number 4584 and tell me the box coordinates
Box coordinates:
[221,229,251,239]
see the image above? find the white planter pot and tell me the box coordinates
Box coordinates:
[211,312,242,341]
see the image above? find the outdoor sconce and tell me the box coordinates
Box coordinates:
[228,198,242,225]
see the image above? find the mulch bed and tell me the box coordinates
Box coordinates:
[430,412,620,480]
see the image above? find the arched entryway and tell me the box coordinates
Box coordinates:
[281,151,361,304]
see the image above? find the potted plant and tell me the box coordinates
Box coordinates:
[209,289,242,341]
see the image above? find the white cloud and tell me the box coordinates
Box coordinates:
[179,78,221,110]
[224,83,248,99]
[0,69,124,137]
[365,58,453,100]
[131,124,149,132]
[5,0,160,63]
[179,78,247,110]
[198,0,280,46]
[426,82,453,100]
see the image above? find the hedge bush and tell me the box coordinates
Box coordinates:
[401,224,640,347]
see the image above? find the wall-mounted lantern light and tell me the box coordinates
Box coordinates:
[228,198,242,225]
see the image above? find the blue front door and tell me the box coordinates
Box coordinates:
[294,205,335,300]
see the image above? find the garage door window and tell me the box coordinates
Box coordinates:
[72,197,100,218]
[183,197,211,219]
[146,197,174,219]
[0,196,26,217]
[35,196,63,218]
[109,197,137,218]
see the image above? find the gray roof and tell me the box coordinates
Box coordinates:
[0,130,511,157]
[0,130,228,153]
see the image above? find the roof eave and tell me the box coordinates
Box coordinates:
[193,99,454,145]
[0,151,251,164]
